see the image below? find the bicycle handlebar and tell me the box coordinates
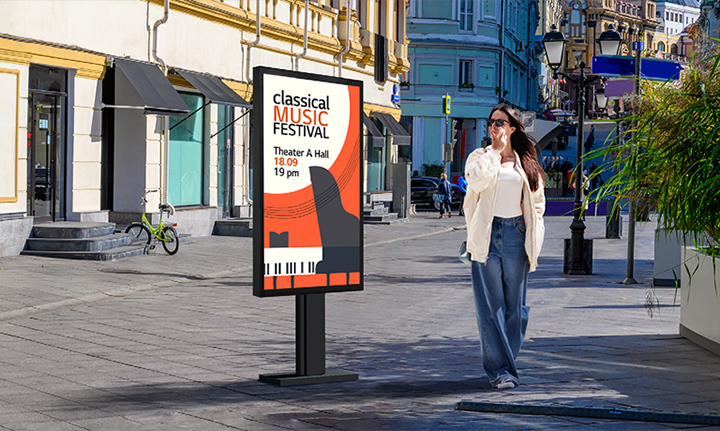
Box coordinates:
[140,189,175,212]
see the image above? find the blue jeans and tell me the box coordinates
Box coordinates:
[471,215,530,386]
[440,197,451,215]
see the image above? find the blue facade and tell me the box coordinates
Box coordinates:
[402,0,541,177]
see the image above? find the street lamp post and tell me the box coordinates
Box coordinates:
[542,24,621,275]
[595,85,622,240]
[622,37,644,285]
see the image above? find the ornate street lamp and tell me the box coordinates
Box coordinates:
[595,84,608,112]
[597,24,622,56]
[543,24,600,275]
[541,25,567,72]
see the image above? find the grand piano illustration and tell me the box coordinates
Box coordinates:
[264,166,360,289]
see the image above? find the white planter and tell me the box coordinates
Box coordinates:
[655,229,706,286]
[654,229,687,286]
[680,246,720,355]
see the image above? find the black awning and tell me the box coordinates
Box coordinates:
[174,68,251,108]
[362,112,384,148]
[373,112,411,145]
[113,58,189,116]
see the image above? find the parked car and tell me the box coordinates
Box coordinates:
[410,177,463,209]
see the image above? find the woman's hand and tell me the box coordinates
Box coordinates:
[492,127,509,152]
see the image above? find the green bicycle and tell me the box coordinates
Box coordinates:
[125,189,179,255]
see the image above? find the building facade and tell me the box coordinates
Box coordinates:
[537,0,565,109]
[402,0,540,178]
[0,0,410,256]
[693,0,720,57]
[655,0,700,60]
[548,0,659,117]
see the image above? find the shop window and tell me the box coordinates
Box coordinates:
[169,93,205,207]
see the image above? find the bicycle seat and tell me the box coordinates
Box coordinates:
[159,204,172,212]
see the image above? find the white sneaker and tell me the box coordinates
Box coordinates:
[495,378,516,390]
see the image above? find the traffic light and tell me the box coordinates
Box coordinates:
[442,95,451,115]
[443,142,453,163]
[451,119,459,147]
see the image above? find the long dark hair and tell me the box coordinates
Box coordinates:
[489,104,544,192]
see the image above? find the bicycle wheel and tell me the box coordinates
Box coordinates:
[125,223,151,245]
[161,226,179,255]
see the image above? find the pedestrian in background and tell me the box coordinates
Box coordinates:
[589,163,600,190]
[457,175,467,216]
[584,128,595,153]
[436,173,453,219]
[463,104,546,390]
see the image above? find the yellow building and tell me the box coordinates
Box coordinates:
[0,0,410,256]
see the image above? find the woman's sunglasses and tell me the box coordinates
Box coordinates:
[487,118,509,128]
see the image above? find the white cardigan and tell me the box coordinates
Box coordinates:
[463,146,546,272]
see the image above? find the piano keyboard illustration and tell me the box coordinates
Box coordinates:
[264,247,323,276]
[263,246,359,290]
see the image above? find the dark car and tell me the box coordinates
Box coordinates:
[411,177,463,209]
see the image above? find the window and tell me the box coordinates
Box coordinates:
[377,0,386,36]
[411,179,436,188]
[459,60,472,86]
[169,93,205,207]
[395,0,404,42]
[568,1,583,38]
[508,1,517,32]
[459,0,473,31]
[573,51,583,68]
[358,0,365,27]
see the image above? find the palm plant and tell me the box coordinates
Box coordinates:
[588,48,720,253]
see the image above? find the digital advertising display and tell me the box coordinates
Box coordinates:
[253,67,364,297]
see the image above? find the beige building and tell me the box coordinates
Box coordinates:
[0,0,410,256]
[566,0,659,63]
[544,0,659,115]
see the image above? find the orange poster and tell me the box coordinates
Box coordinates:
[253,68,364,297]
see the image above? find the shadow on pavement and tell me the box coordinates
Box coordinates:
[68,333,719,420]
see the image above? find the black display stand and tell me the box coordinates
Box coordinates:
[259,293,358,386]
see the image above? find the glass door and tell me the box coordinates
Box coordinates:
[28,92,65,222]
[217,106,233,217]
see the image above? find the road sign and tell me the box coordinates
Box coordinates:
[443,95,451,115]
[592,55,681,81]
[640,58,682,81]
[605,79,634,98]
[391,94,400,104]
[632,41,645,51]
[520,111,535,133]
[592,55,636,77]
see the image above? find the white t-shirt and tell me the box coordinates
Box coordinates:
[494,163,523,217]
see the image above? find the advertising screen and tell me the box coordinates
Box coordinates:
[253,67,364,297]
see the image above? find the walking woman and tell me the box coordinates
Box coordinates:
[463,104,546,389]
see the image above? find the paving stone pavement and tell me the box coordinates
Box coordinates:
[0,211,719,430]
